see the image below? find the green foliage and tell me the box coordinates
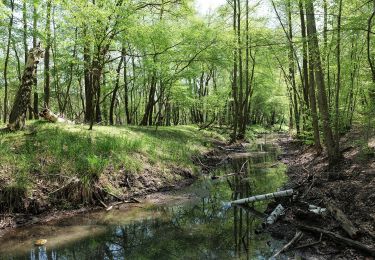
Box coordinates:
[0,122,224,194]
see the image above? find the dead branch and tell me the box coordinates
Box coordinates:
[272,231,303,258]
[297,224,375,257]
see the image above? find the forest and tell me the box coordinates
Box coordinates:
[0,0,374,259]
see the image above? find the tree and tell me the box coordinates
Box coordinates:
[305,0,338,164]
[8,46,44,130]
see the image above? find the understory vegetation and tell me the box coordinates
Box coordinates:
[0,0,374,233]
[0,122,225,212]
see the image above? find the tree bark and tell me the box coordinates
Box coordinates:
[334,0,343,152]
[44,0,52,108]
[32,0,39,119]
[367,0,375,101]
[110,48,125,125]
[3,0,15,124]
[306,0,337,164]
[287,0,300,135]
[237,0,244,140]
[299,0,309,109]
[231,0,239,142]
[8,46,44,130]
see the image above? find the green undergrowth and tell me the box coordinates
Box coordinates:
[0,121,226,201]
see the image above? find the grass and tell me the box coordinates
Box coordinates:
[0,121,226,210]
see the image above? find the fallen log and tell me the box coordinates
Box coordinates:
[230,189,294,205]
[325,199,359,239]
[297,224,375,257]
[39,108,74,124]
[265,204,285,225]
[272,231,303,258]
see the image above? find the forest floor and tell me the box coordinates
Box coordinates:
[266,128,375,259]
[0,121,226,237]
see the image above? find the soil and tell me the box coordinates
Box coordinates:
[0,161,198,238]
[265,131,375,259]
[0,139,228,239]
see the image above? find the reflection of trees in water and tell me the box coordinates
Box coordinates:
[19,150,284,259]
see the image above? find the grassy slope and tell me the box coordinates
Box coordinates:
[0,121,225,212]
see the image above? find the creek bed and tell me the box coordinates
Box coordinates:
[0,141,289,259]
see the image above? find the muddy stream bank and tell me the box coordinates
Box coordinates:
[0,135,294,259]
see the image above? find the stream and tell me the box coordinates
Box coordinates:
[0,138,290,260]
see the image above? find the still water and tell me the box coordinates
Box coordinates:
[0,141,288,260]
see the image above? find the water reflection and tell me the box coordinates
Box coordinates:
[0,142,287,260]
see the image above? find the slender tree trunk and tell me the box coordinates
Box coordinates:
[124,53,131,125]
[33,0,39,119]
[334,0,343,151]
[306,0,337,164]
[110,48,125,125]
[367,0,375,89]
[287,0,300,135]
[3,0,15,124]
[23,0,28,65]
[84,28,93,123]
[231,0,239,142]
[44,0,52,108]
[62,28,78,114]
[237,0,244,140]
[299,0,309,109]
[308,47,322,151]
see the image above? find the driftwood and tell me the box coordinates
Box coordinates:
[39,108,74,124]
[265,204,285,225]
[297,224,375,257]
[231,189,294,205]
[272,231,303,258]
[325,200,359,239]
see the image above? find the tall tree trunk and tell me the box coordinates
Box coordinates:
[334,0,343,151]
[237,0,244,140]
[8,47,44,130]
[231,0,239,142]
[124,53,131,124]
[367,0,375,92]
[110,48,125,125]
[23,0,28,65]
[44,0,52,108]
[306,0,338,164]
[32,0,39,119]
[3,0,15,124]
[308,47,322,151]
[299,0,309,109]
[287,0,300,135]
[84,28,93,123]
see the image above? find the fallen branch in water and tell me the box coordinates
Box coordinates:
[272,231,303,258]
[230,189,294,205]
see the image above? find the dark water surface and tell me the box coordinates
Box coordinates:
[0,141,288,260]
